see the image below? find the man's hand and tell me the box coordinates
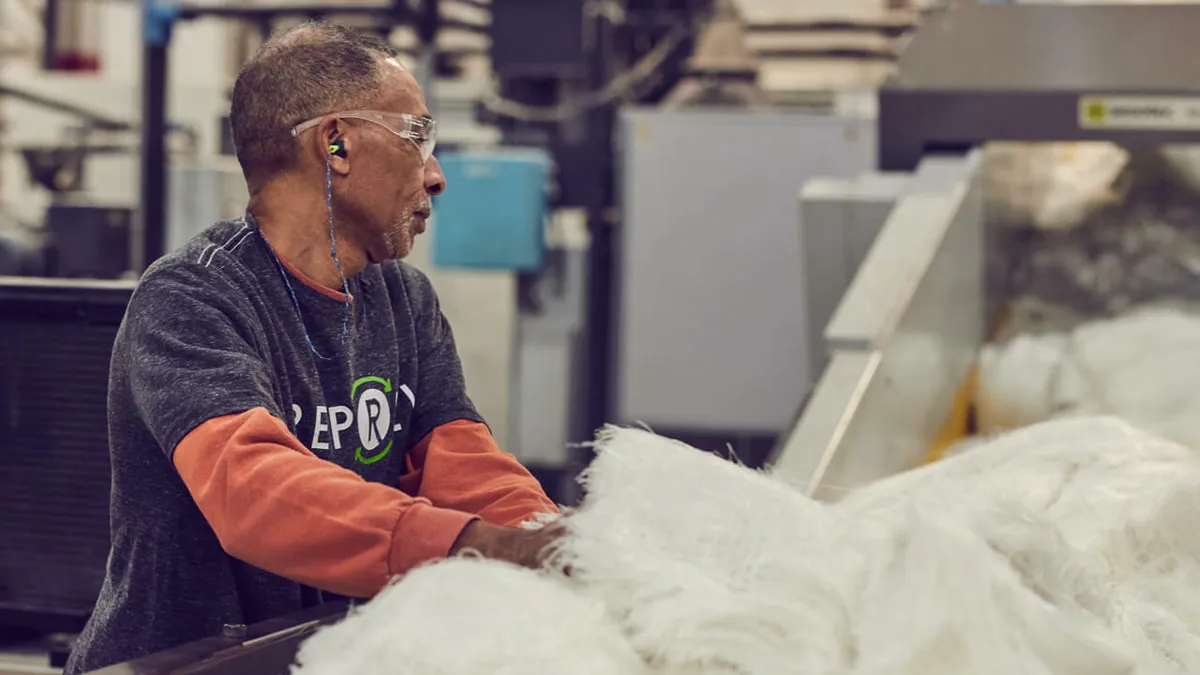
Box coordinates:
[449,519,568,570]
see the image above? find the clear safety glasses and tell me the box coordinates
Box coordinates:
[291,110,438,164]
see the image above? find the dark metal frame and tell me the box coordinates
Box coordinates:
[87,601,350,675]
[0,83,132,132]
[878,3,1200,172]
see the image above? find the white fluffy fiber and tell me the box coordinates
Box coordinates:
[977,305,1200,448]
[554,428,861,675]
[840,417,1200,675]
[976,330,1070,431]
[291,557,646,675]
[292,417,1200,675]
[983,142,1128,231]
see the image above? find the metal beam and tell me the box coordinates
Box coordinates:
[0,82,134,131]
[879,3,1200,171]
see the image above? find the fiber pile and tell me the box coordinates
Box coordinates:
[977,304,1200,449]
[292,416,1200,675]
[293,557,648,675]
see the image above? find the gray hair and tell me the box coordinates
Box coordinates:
[229,21,397,186]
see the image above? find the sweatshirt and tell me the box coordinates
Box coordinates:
[63,215,555,674]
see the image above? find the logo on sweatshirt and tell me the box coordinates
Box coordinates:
[291,376,415,465]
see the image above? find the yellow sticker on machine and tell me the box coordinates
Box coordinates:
[1079,96,1200,130]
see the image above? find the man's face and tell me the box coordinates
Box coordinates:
[340,58,445,263]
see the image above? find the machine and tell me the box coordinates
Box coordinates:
[771,2,1200,497]
[0,277,135,646]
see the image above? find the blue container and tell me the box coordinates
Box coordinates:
[432,148,552,271]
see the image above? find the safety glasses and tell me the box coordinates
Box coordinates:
[291,110,438,164]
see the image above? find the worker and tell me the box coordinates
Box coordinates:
[63,22,562,674]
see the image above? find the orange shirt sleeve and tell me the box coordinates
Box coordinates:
[172,407,477,598]
[399,420,559,528]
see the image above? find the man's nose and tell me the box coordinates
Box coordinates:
[424,155,446,196]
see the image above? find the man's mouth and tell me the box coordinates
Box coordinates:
[413,206,431,234]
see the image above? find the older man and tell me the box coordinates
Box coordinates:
[65,22,560,674]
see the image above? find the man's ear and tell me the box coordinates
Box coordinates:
[317,117,351,177]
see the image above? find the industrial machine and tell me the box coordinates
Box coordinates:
[614,106,873,463]
[0,277,135,638]
[772,2,1200,498]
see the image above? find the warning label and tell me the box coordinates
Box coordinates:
[1079,96,1200,131]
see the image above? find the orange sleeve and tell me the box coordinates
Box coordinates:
[172,407,477,598]
[399,420,559,528]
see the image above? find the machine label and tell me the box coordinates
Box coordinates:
[1079,96,1200,130]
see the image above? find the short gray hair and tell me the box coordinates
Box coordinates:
[229,21,397,185]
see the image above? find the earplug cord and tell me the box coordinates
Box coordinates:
[259,152,352,361]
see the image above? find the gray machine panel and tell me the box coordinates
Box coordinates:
[798,173,906,386]
[880,3,1200,171]
[773,155,985,499]
[616,108,874,433]
[894,4,1200,92]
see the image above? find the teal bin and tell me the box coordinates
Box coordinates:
[432,148,551,271]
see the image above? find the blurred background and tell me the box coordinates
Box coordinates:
[11,0,1200,671]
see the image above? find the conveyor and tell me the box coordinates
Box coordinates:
[771,1,1200,500]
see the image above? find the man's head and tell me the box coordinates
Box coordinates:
[230,22,445,263]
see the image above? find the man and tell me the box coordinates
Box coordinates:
[65,22,562,674]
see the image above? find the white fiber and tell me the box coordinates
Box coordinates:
[983,142,1128,231]
[840,417,1200,674]
[976,331,1069,433]
[293,417,1200,675]
[518,510,563,530]
[849,508,1136,675]
[291,558,646,675]
[553,427,860,675]
[976,305,1200,449]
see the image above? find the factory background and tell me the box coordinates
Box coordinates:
[5,0,1200,671]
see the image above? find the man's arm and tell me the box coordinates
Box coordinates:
[126,266,498,597]
[399,265,559,526]
[173,408,475,597]
[399,420,557,528]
